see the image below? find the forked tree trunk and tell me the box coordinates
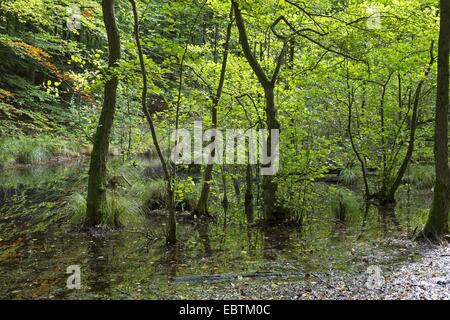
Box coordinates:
[424,0,450,240]
[85,0,121,226]
[384,42,435,204]
[232,0,286,222]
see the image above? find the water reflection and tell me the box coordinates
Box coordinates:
[196,222,212,257]
[262,228,295,261]
[86,237,112,295]
[376,204,400,236]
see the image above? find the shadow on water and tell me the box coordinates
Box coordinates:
[0,160,432,299]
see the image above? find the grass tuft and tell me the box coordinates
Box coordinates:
[408,164,435,189]
[329,188,361,221]
[339,167,360,186]
[0,135,83,167]
[67,192,144,227]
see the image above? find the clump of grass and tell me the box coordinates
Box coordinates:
[105,160,168,213]
[49,139,81,158]
[136,177,199,213]
[66,193,87,224]
[408,164,435,189]
[133,178,168,211]
[0,135,83,167]
[339,167,361,186]
[0,152,15,168]
[329,188,361,221]
[147,179,168,203]
[16,144,49,164]
[67,160,147,227]
[67,192,144,227]
[179,187,199,212]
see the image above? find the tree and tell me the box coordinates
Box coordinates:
[195,6,233,216]
[129,0,176,244]
[85,0,121,226]
[423,0,450,240]
[232,0,286,222]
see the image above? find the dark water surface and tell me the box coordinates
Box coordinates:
[0,160,431,299]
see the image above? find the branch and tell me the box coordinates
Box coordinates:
[232,0,270,85]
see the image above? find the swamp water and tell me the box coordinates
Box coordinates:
[0,160,431,299]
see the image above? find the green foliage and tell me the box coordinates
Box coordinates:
[0,0,444,228]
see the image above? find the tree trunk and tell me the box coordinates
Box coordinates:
[424,0,450,240]
[129,0,176,244]
[196,7,232,216]
[245,163,254,224]
[262,84,281,221]
[232,0,285,223]
[379,73,393,199]
[385,42,435,203]
[85,0,121,226]
[345,66,370,199]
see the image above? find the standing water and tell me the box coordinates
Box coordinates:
[0,160,432,299]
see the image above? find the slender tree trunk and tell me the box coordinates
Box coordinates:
[196,8,233,216]
[424,0,450,240]
[129,0,176,244]
[85,0,121,226]
[245,163,254,224]
[346,65,370,199]
[221,167,229,229]
[379,73,393,198]
[262,84,280,221]
[385,42,435,203]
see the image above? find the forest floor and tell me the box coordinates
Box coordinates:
[178,239,450,300]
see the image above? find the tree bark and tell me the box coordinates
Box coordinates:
[424,0,450,240]
[85,0,121,226]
